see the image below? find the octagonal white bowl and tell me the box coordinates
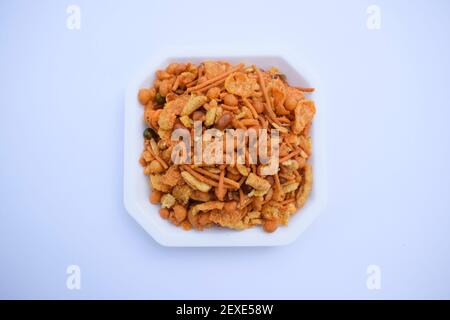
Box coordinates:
[124,46,327,246]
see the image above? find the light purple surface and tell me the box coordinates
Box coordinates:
[1,0,449,299]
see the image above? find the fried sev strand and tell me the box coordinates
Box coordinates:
[253,65,278,121]
[274,117,291,124]
[281,198,295,205]
[222,104,239,111]
[279,149,302,163]
[296,87,315,92]
[267,116,289,133]
[239,119,259,127]
[192,166,241,189]
[284,139,295,150]
[192,77,227,93]
[216,167,226,201]
[182,165,219,187]
[241,196,253,210]
[214,170,227,201]
[187,63,244,92]
[185,79,198,88]
[147,147,169,169]
[242,97,258,118]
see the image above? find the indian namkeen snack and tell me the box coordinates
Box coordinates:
[138,61,315,233]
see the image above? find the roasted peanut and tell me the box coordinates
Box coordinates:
[223,93,238,106]
[216,113,232,130]
[173,121,188,130]
[192,110,205,121]
[190,190,211,202]
[252,99,265,113]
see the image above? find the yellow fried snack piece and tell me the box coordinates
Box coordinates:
[224,72,258,97]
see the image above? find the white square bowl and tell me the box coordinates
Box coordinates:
[124,46,327,246]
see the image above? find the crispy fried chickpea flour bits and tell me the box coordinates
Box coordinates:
[138,61,315,233]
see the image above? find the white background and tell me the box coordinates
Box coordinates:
[0,0,449,299]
